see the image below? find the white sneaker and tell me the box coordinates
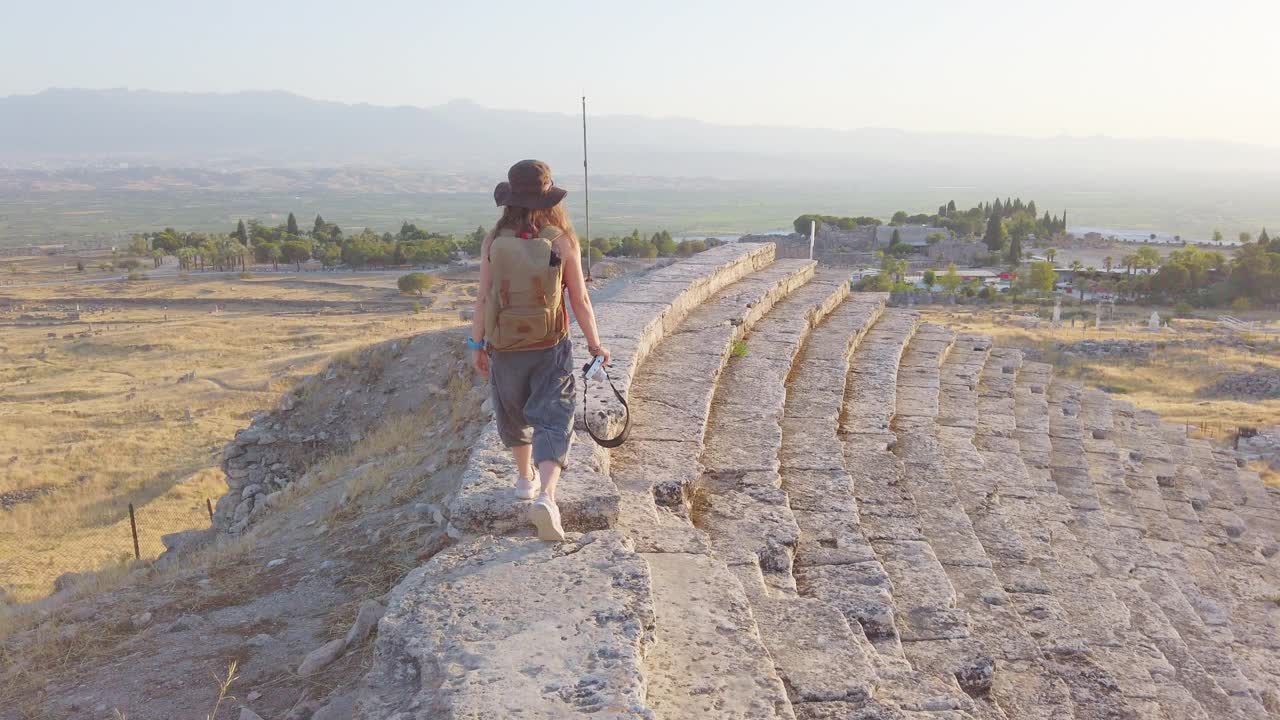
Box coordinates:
[514,470,538,500]
[530,494,565,542]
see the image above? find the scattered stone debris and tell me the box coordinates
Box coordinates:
[1053,338,1160,360]
[0,484,55,509]
[1237,425,1280,468]
[1201,368,1280,399]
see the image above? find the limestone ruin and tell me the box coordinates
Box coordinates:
[221,242,1279,718]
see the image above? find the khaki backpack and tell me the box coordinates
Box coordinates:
[484,226,568,351]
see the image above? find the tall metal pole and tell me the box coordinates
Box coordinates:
[582,96,592,281]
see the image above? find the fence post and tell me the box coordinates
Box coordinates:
[206,498,214,523]
[128,503,140,560]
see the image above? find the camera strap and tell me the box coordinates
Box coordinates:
[581,360,630,448]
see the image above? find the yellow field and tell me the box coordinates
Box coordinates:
[0,256,475,602]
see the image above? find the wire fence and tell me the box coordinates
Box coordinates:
[1,498,214,602]
[1184,421,1258,448]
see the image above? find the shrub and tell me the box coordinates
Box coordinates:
[126,270,147,282]
[731,339,748,358]
[398,272,435,296]
[1231,297,1251,313]
[1173,301,1193,318]
[239,271,254,280]
[411,301,424,314]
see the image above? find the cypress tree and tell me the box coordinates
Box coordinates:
[947,200,957,215]
[235,219,248,244]
[1027,200,1037,217]
[992,199,1004,218]
[938,205,948,218]
[983,213,1006,252]
[314,214,326,235]
[287,212,299,236]
[1258,228,1270,247]
[1007,232,1022,263]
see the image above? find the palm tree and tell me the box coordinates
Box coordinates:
[1135,246,1161,274]
[1045,247,1057,264]
[1121,254,1137,276]
[1103,256,1113,274]
[176,247,196,272]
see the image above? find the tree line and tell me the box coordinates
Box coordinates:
[127,214,713,271]
[585,230,724,261]
[795,197,1066,262]
[1065,235,1278,308]
[860,233,1277,309]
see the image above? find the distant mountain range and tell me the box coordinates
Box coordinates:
[3,88,1278,189]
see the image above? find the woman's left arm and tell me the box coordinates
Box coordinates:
[559,236,610,364]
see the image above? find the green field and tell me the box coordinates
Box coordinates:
[3,184,1277,248]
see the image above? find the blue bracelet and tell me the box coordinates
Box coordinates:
[466,337,485,351]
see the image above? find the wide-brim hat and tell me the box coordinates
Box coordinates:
[493,159,568,209]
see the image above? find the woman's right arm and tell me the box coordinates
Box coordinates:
[470,233,495,376]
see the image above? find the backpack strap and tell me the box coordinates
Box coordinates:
[581,361,630,448]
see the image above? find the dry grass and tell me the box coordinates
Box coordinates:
[0,267,476,602]
[1248,460,1280,489]
[924,306,1280,430]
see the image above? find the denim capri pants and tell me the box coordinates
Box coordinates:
[488,336,577,468]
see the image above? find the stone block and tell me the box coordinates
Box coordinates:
[358,532,654,719]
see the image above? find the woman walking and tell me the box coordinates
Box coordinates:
[468,159,610,542]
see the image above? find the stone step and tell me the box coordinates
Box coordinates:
[801,305,996,718]
[1164,422,1280,558]
[1088,392,1280,715]
[583,241,778,401]
[1002,359,1209,720]
[697,278,878,577]
[928,335,1083,720]
[609,258,821,719]
[447,242,776,536]
[889,329,1081,720]
[1046,382,1263,720]
[357,531,654,719]
[696,281,890,712]
[612,258,817,518]
[693,299,987,718]
[642,551,796,719]
[839,309,923,657]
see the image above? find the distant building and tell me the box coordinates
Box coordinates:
[928,239,985,266]
[873,225,953,248]
[815,224,876,252]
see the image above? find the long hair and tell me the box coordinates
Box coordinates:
[494,203,580,253]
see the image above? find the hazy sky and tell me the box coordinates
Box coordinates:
[6,0,1279,146]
